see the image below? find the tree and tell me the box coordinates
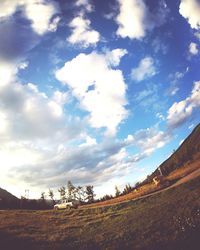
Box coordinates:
[76,186,85,203]
[40,192,45,201]
[48,189,55,204]
[115,185,121,197]
[100,194,113,201]
[67,181,76,200]
[122,183,132,195]
[58,186,66,200]
[85,185,95,203]
[39,192,47,209]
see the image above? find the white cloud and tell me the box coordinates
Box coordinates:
[0,77,85,197]
[75,0,93,13]
[67,15,100,47]
[131,57,156,82]
[24,0,59,35]
[167,69,188,96]
[189,42,199,55]
[116,0,148,39]
[18,61,29,70]
[48,16,61,32]
[105,48,128,66]
[167,81,200,128]
[55,49,128,136]
[0,62,18,86]
[115,0,168,40]
[0,81,82,142]
[129,127,171,157]
[0,0,59,35]
[0,0,20,19]
[179,0,200,29]
[4,123,171,198]
[195,31,200,40]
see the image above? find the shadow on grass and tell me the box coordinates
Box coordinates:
[0,230,40,250]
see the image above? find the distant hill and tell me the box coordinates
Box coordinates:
[0,187,18,201]
[151,123,200,178]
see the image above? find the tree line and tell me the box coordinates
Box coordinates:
[47,181,95,205]
[0,179,144,210]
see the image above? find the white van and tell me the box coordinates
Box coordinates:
[54,199,79,210]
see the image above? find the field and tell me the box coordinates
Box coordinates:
[83,160,200,208]
[0,171,200,250]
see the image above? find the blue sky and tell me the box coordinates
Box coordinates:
[0,0,200,199]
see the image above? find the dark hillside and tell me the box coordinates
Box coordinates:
[150,123,200,179]
[0,188,18,201]
[0,188,19,209]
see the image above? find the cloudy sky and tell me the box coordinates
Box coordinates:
[0,0,200,199]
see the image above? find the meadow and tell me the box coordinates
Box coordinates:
[0,173,200,250]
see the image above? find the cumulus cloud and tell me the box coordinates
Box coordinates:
[167,81,200,128]
[0,62,18,86]
[195,32,200,40]
[0,0,19,19]
[115,0,168,40]
[67,0,100,47]
[179,0,200,30]
[8,139,129,189]
[0,78,85,196]
[0,81,82,142]
[75,0,93,13]
[189,42,199,55]
[67,15,100,47]
[105,48,128,66]
[0,0,59,76]
[132,127,171,156]
[55,49,128,136]
[131,57,156,82]
[5,124,170,198]
[23,0,59,35]
[0,0,59,35]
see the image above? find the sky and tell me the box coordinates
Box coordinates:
[0,0,200,199]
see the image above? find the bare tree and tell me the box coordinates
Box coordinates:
[58,186,66,200]
[67,181,76,200]
[48,189,55,204]
[115,185,121,197]
[40,192,45,201]
[85,185,95,203]
[76,186,86,203]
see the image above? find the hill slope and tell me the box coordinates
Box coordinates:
[0,188,18,201]
[151,123,200,178]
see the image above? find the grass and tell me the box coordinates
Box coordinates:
[0,174,200,250]
[166,158,200,181]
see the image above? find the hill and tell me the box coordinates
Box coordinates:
[0,187,18,201]
[149,123,200,179]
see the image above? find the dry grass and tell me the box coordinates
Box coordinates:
[84,160,200,209]
[166,159,200,181]
[83,183,159,208]
[0,174,200,250]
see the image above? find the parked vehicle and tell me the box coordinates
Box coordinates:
[54,199,79,210]
[153,175,170,187]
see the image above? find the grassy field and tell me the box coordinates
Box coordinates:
[83,160,200,209]
[0,174,200,250]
